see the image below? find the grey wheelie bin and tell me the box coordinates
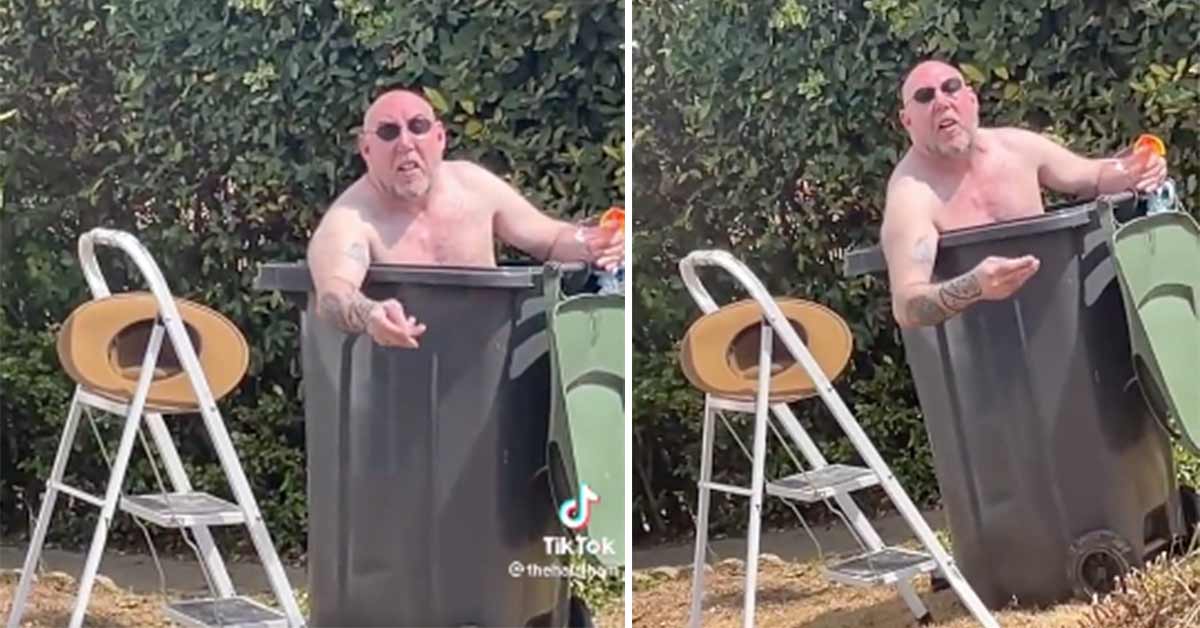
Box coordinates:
[255,262,589,627]
[844,194,1188,609]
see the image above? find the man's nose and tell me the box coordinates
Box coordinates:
[392,129,417,149]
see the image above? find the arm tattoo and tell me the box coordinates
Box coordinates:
[938,272,982,312]
[903,270,983,327]
[317,290,379,334]
[345,242,369,267]
[912,235,936,267]
[905,294,951,327]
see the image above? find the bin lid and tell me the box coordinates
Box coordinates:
[1105,201,1200,454]
[844,201,1097,277]
[254,262,557,293]
[545,292,625,569]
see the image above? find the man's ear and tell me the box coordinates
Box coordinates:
[899,107,911,130]
[357,132,369,158]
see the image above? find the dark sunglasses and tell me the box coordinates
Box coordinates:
[911,78,964,104]
[370,117,434,141]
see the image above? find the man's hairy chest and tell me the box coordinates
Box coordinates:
[932,152,1043,231]
[366,199,497,266]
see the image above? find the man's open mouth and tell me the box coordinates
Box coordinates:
[397,160,420,172]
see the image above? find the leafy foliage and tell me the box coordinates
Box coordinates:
[633,0,1200,543]
[1,0,624,558]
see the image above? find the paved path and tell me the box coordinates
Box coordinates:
[633,508,946,569]
[1,507,946,594]
[0,543,305,594]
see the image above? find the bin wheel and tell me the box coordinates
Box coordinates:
[1067,530,1136,600]
[568,595,594,628]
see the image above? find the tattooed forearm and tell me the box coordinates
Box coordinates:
[938,272,982,312]
[905,294,952,327]
[903,270,983,327]
[317,289,379,334]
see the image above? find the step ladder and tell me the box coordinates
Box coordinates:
[678,250,997,628]
[5,228,305,628]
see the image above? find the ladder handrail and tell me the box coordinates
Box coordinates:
[679,248,1000,628]
[73,227,306,626]
[77,228,225,432]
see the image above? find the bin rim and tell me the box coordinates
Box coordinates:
[841,196,1138,278]
[254,261,587,292]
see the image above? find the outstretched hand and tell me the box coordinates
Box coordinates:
[366,299,427,348]
[973,255,1041,301]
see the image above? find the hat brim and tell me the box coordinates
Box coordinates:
[679,298,853,402]
[57,292,249,412]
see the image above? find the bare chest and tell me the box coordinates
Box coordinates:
[367,194,497,266]
[932,153,1044,231]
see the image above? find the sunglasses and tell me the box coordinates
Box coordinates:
[911,78,964,105]
[369,117,434,141]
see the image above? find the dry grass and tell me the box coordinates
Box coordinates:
[0,570,173,627]
[5,553,1198,627]
[629,551,1200,628]
[1078,551,1200,628]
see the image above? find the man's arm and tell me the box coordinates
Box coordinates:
[306,207,376,332]
[880,177,1039,328]
[306,206,426,346]
[1003,128,1166,197]
[474,165,588,262]
[468,164,622,268]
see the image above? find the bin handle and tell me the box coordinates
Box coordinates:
[542,263,565,305]
[541,262,591,304]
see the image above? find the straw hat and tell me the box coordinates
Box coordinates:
[678,298,853,402]
[56,292,249,412]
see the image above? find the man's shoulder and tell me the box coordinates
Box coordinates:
[443,159,497,182]
[886,154,927,194]
[325,178,369,214]
[988,126,1050,147]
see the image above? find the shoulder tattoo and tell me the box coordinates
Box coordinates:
[912,235,935,266]
[345,242,369,267]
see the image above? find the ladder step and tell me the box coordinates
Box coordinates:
[121,492,245,527]
[824,547,938,586]
[766,464,879,502]
[164,597,287,628]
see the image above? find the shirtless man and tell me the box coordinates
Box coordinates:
[307,89,624,347]
[881,60,1167,328]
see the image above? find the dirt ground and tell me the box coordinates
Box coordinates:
[2,563,1104,628]
[628,557,1099,628]
[0,570,174,627]
[1,569,622,628]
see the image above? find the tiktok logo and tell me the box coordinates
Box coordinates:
[557,482,600,531]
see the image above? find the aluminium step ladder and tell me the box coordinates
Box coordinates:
[5,228,305,628]
[679,250,997,628]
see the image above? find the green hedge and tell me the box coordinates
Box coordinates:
[632,0,1200,544]
[1,0,624,559]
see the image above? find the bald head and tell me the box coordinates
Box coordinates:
[357,88,446,203]
[900,60,963,103]
[897,60,979,159]
[364,89,435,129]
